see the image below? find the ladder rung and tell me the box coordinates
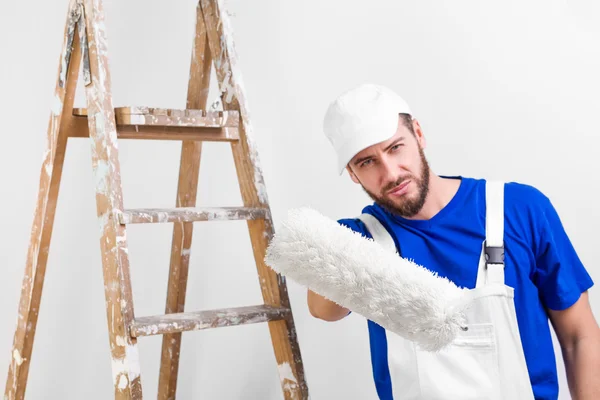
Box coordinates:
[130,305,290,337]
[69,106,240,142]
[73,106,239,128]
[118,206,268,224]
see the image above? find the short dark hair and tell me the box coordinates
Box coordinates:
[399,113,415,136]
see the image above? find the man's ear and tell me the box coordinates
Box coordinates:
[346,165,360,184]
[412,118,426,149]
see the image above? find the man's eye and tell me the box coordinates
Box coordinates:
[391,144,403,151]
[361,159,373,168]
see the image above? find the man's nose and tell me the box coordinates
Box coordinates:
[380,157,400,188]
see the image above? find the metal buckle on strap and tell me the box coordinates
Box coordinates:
[484,241,504,267]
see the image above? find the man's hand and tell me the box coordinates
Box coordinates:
[548,291,600,400]
[307,289,350,321]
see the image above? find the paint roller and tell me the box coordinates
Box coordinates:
[264,207,470,351]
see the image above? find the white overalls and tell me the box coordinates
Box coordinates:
[358,181,535,400]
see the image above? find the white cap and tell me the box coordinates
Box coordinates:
[323,83,412,175]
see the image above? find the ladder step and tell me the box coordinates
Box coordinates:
[69,106,240,142]
[130,305,291,337]
[73,106,239,127]
[118,206,269,224]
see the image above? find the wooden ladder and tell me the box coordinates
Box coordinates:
[4,0,308,399]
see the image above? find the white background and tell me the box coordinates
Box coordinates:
[1,0,598,398]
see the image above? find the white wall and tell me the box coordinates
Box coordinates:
[1,0,598,398]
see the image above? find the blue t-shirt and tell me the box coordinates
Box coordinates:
[337,176,594,400]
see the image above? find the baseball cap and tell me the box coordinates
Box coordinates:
[323,83,412,175]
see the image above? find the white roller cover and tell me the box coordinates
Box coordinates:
[265,207,470,351]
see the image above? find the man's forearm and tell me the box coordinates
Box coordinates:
[563,334,600,399]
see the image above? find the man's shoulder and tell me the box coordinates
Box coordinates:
[503,180,549,204]
[487,180,555,235]
[466,176,550,209]
[461,176,552,223]
[464,176,548,201]
[502,180,553,220]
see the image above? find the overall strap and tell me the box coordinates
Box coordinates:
[357,213,397,254]
[484,180,506,285]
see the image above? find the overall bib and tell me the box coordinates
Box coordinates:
[358,181,535,400]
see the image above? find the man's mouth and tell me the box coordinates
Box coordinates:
[388,180,411,196]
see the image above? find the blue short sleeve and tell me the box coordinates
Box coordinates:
[337,217,373,239]
[533,193,594,310]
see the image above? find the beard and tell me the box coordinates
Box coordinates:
[361,145,431,218]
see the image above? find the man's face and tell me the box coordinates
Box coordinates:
[347,117,431,218]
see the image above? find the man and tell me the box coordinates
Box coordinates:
[308,83,600,399]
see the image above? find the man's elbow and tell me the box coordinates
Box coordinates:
[307,289,350,321]
[308,302,349,322]
[309,307,342,322]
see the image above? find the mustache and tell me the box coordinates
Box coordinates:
[382,176,412,194]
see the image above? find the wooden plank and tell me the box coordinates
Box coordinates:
[201,1,309,399]
[158,4,212,398]
[72,107,239,128]
[81,1,142,398]
[118,207,268,224]
[67,117,240,142]
[4,2,81,398]
[131,305,291,337]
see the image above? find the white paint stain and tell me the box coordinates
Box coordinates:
[116,336,127,347]
[129,115,145,125]
[137,324,160,336]
[94,160,110,195]
[158,212,169,223]
[59,44,68,86]
[108,281,119,292]
[98,212,110,235]
[210,97,222,111]
[94,27,109,92]
[42,148,52,178]
[278,361,300,395]
[111,344,141,389]
[52,94,63,116]
[117,374,128,390]
[278,362,297,384]
[107,122,119,148]
[12,349,24,366]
